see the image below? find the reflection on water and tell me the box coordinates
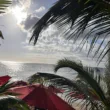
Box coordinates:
[0,61,104,81]
[0,61,77,81]
[1,61,23,72]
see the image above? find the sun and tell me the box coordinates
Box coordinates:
[12,6,27,24]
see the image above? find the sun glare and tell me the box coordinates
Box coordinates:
[12,6,27,24]
[1,61,23,72]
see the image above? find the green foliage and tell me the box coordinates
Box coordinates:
[54,59,110,109]
[28,59,110,109]
[0,0,11,13]
[0,31,4,39]
[0,97,30,110]
[0,0,11,40]
[28,71,108,110]
[0,81,30,110]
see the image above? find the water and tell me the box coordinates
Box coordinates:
[0,61,77,81]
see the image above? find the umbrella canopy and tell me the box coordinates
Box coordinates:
[0,75,11,86]
[8,85,36,99]
[23,85,75,110]
[9,85,75,110]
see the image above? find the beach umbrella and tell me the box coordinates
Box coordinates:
[9,84,64,97]
[0,75,11,86]
[11,80,28,87]
[23,85,75,110]
[9,85,75,110]
[8,85,36,99]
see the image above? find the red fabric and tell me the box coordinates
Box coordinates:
[23,85,75,110]
[0,75,11,86]
[8,85,36,99]
[9,84,75,110]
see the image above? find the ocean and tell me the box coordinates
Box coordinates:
[0,61,77,81]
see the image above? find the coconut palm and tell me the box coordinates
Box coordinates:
[30,0,110,60]
[28,70,108,110]
[54,59,110,109]
[0,0,11,39]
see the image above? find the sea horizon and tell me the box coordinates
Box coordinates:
[0,61,78,81]
[0,61,105,82]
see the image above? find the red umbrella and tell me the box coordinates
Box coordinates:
[23,85,75,110]
[0,75,11,86]
[9,85,75,110]
[8,85,36,99]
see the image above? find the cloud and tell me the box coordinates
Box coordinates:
[23,23,107,67]
[0,0,106,67]
[35,6,46,13]
[20,14,39,31]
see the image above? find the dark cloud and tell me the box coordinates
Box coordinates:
[21,14,39,30]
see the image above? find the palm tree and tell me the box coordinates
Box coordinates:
[28,69,109,110]
[0,0,12,39]
[54,59,110,109]
[30,0,110,60]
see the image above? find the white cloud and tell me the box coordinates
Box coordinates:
[22,23,107,68]
[35,6,46,13]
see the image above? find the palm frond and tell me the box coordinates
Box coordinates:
[30,0,110,60]
[0,81,12,93]
[0,0,11,40]
[54,59,109,108]
[0,0,11,13]
[0,97,30,110]
[28,72,81,91]
[0,81,19,96]
[0,31,4,39]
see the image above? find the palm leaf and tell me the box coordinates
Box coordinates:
[54,59,110,108]
[0,0,11,13]
[0,81,13,94]
[0,31,4,39]
[28,72,81,91]
[0,81,20,97]
[30,0,110,60]
[0,0,11,40]
[0,97,30,110]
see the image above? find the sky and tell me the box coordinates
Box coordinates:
[0,0,106,67]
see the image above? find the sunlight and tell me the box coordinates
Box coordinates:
[12,6,27,24]
[1,61,23,72]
